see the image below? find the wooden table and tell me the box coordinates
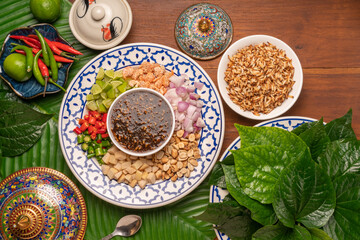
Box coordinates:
[119,0,360,154]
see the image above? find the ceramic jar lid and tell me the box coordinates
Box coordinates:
[69,0,132,50]
[0,167,87,240]
[175,3,233,60]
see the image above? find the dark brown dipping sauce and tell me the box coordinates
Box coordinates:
[111,90,173,152]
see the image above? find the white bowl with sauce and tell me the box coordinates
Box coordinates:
[107,88,175,157]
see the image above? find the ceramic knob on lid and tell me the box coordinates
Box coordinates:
[0,167,87,240]
[175,3,233,60]
[69,0,133,50]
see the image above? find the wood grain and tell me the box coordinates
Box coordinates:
[69,0,360,161]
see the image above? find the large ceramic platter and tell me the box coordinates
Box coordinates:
[210,116,316,240]
[59,43,225,209]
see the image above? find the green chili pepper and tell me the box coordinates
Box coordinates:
[34,29,50,66]
[46,43,58,81]
[33,49,45,86]
[10,44,33,73]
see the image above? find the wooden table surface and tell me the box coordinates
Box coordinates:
[110,0,360,155]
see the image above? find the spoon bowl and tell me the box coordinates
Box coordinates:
[102,215,142,240]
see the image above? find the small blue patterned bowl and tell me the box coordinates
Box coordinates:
[0,23,73,99]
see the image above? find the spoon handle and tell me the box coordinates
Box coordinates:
[101,232,116,240]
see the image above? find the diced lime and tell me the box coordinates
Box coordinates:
[105,69,114,79]
[86,94,94,101]
[111,80,123,89]
[117,81,128,93]
[96,68,105,80]
[103,98,113,109]
[98,103,107,113]
[86,100,98,111]
[106,88,116,99]
[100,92,107,99]
[102,82,112,92]
[93,94,100,100]
[114,70,123,79]
[91,84,102,95]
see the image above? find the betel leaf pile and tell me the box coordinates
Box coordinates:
[196,110,360,240]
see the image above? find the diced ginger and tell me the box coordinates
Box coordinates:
[108,154,117,165]
[135,170,142,181]
[147,172,156,184]
[126,166,136,175]
[121,161,131,170]
[114,171,123,180]
[129,179,137,188]
[125,174,133,183]
[118,174,126,183]
[107,145,118,154]
[114,150,127,161]
[132,160,144,170]
[138,180,147,189]
[114,162,122,171]
[107,168,118,180]
[102,153,112,164]
[101,165,111,175]
[139,163,149,171]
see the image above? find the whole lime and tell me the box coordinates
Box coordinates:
[3,53,32,82]
[30,0,61,23]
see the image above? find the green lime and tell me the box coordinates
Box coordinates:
[3,53,32,82]
[30,0,61,23]
[96,68,105,80]
[105,69,114,79]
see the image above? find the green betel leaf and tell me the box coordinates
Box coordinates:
[232,146,311,204]
[195,196,261,240]
[297,119,331,160]
[324,109,357,141]
[252,224,312,240]
[318,139,360,180]
[273,157,336,228]
[323,173,360,240]
[234,124,309,160]
[0,99,54,157]
[291,121,318,136]
[222,164,277,226]
[208,154,234,188]
[308,228,333,240]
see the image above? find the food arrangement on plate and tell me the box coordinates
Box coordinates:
[59,43,224,208]
[1,0,359,240]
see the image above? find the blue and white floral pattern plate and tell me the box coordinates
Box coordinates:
[59,43,225,209]
[210,116,316,240]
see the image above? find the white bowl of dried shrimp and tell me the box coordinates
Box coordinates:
[217,35,303,120]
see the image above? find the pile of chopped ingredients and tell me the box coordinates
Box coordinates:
[73,62,205,188]
[224,42,295,116]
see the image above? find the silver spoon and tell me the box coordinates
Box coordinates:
[102,215,142,240]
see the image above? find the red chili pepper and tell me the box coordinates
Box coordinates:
[102,113,107,123]
[84,115,89,121]
[96,139,102,144]
[10,35,41,45]
[28,34,80,59]
[80,122,89,132]
[101,133,109,138]
[88,125,97,134]
[95,121,103,129]
[90,132,97,140]
[89,111,101,120]
[73,127,82,134]
[78,118,86,125]
[97,128,106,134]
[31,48,73,63]
[21,38,41,49]
[52,41,83,55]
[88,116,96,125]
